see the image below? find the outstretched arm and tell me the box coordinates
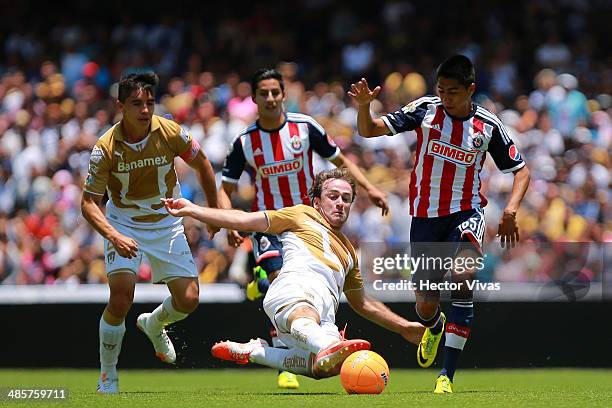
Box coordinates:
[163,198,269,232]
[330,152,389,216]
[348,78,390,137]
[345,288,424,345]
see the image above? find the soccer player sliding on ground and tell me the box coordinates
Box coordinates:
[219,68,389,388]
[349,55,530,393]
[164,168,424,379]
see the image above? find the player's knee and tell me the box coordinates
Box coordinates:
[108,293,133,317]
[173,293,199,314]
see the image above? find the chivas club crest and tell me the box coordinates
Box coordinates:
[291,135,302,151]
[472,132,484,148]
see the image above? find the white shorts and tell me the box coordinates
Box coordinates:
[104,221,198,283]
[263,273,340,348]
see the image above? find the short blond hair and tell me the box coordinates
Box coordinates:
[308,168,356,203]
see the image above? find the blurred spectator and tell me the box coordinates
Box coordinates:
[0,1,609,286]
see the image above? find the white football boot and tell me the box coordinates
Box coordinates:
[97,371,119,394]
[136,313,176,364]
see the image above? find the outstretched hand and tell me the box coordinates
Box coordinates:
[348,78,381,106]
[163,198,219,240]
[162,197,194,218]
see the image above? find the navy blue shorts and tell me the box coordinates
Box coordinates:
[250,232,283,274]
[410,208,485,284]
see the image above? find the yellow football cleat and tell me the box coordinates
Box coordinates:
[434,374,453,393]
[417,312,446,368]
[277,371,299,389]
[246,267,268,301]
[246,280,263,301]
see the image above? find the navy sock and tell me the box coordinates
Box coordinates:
[441,302,473,381]
[257,278,270,293]
[430,318,443,335]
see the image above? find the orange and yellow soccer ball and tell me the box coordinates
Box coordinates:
[340,350,390,394]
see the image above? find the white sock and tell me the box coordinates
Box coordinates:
[290,317,338,354]
[250,346,314,377]
[271,332,285,348]
[147,297,188,332]
[99,317,125,379]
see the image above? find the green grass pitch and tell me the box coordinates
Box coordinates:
[1,369,610,407]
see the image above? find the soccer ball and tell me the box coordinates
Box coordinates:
[340,350,389,394]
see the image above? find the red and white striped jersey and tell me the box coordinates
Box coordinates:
[222,112,340,211]
[382,96,525,218]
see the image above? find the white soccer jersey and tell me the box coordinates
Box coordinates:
[222,113,340,211]
[382,96,525,218]
[264,205,363,304]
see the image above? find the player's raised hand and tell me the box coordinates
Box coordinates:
[348,78,381,106]
[497,211,519,249]
[226,229,244,248]
[367,186,389,216]
[109,232,139,259]
[162,197,194,218]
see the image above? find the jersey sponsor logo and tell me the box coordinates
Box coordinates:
[446,323,471,338]
[258,157,303,177]
[427,139,476,166]
[509,145,521,161]
[117,155,169,172]
[290,135,303,152]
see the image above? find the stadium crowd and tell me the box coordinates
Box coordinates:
[0,1,609,287]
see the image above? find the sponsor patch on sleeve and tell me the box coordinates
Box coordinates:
[508,145,521,161]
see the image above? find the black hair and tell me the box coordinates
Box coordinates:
[436,55,475,87]
[308,168,356,203]
[117,72,159,102]
[250,68,285,94]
